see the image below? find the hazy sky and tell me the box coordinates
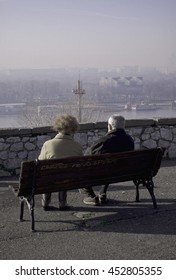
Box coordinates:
[0,0,176,71]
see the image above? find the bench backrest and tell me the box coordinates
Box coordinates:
[17,148,163,197]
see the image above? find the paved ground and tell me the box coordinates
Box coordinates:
[0,160,176,260]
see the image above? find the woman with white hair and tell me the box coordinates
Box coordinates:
[39,114,83,210]
[83,114,134,206]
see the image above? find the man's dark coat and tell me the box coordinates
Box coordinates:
[86,128,134,155]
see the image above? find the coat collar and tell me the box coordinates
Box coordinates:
[107,128,125,136]
[55,133,73,140]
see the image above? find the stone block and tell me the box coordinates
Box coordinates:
[134,137,140,144]
[88,136,97,146]
[158,139,170,148]
[22,137,30,142]
[18,151,28,159]
[0,151,8,160]
[151,131,161,140]
[0,143,10,151]
[160,128,173,141]
[74,133,87,146]
[6,137,21,143]
[29,137,37,142]
[10,142,23,152]
[6,158,22,169]
[144,127,155,134]
[9,152,16,159]
[141,134,150,141]
[24,142,36,151]
[28,150,40,160]
[168,143,176,159]
[142,139,157,149]
[130,127,143,136]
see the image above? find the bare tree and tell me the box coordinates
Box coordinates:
[19,103,105,128]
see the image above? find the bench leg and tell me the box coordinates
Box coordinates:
[26,196,36,232]
[133,180,140,202]
[145,179,157,209]
[133,179,157,208]
[19,198,25,221]
[31,207,35,232]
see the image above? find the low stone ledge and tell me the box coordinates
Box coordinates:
[0,128,28,137]
[79,123,95,131]
[17,128,32,135]
[94,122,107,129]
[31,126,54,135]
[155,118,176,125]
[126,119,156,127]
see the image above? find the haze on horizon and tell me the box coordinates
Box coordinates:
[0,0,176,72]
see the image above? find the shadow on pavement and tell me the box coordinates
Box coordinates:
[21,197,176,235]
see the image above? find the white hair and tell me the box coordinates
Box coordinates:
[108,115,125,130]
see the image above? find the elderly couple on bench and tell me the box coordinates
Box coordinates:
[39,114,134,211]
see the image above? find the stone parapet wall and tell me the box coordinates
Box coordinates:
[0,118,176,176]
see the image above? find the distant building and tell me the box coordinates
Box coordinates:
[99,76,143,88]
[98,76,144,103]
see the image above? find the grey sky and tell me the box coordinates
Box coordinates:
[0,0,176,71]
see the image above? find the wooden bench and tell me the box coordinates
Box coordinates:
[9,147,163,232]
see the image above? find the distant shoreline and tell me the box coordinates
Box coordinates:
[0,107,176,129]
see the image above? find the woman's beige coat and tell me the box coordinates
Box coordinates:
[39,133,83,160]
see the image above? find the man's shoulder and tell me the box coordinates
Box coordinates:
[92,134,109,145]
[85,135,108,155]
[97,134,109,141]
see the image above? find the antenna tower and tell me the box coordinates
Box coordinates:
[72,79,86,122]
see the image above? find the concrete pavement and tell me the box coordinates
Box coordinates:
[0,160,176,260]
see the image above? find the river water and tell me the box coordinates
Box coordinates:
[0,107,175,129]
[118,107,176,120]
[0,115,22,128]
